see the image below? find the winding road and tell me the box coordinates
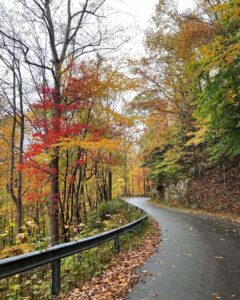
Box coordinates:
[125,197,240,300]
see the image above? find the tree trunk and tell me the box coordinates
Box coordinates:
[8,65,23,234]
[49,153,59,244]
[108,170,112,201]
[16,201,23,232]
[49,66,61,245]
[16,68,24,233]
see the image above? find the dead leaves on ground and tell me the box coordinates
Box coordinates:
[61,221,160,300]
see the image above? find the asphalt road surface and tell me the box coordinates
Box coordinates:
[125,197,240,300]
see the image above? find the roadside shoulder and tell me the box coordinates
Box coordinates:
[150,199,240,224]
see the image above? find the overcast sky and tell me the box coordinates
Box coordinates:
[118,0,195,26]
[113,0,196,57]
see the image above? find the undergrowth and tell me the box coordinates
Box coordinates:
[0,199,150,300]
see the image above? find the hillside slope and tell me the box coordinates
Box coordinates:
[183,159,240,214]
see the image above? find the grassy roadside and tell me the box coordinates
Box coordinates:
[150,198,240,223]
[0,200,158,300]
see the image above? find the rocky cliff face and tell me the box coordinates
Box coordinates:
[164,180,188,201]
[152,158,240,214]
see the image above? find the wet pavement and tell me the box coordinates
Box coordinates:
[125,197,240,300]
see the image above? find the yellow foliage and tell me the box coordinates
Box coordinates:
[34,152,51,164]
[100,107,136,128]
[0,118,16,188]
[56,137,123,153]
[164,147,182,161]
[186,124,209,146]
[0,243,34,259]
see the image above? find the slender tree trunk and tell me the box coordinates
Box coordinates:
[49,153,59,244]
[108,170,112,201]
[8,66,23,234]
[16,202,23,232]
[16,68,24,233]
[49,66,61,245]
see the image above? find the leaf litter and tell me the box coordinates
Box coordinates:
[61,221,160,300]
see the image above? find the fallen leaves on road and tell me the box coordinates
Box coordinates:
[61,221,160,300]
[142,270,151,276]
[212,292,221,299]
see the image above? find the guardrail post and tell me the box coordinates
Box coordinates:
[52,260,61,296]
[136,224,141,233]
[114,237,120,253]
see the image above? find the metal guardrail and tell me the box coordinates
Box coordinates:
[0,201,147,296]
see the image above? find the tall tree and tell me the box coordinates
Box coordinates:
[129,0,216,189]
[0,40,25,233]
[0,0,120,244]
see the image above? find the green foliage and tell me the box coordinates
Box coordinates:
[192,1,240,162]
[86,199,142,233]
[96,199,125,220]
[144,147,182,182]
[136,0,240,186]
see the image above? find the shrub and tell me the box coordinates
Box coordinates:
[96,199,125,220]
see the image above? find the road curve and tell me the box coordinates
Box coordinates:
[125,197,240,300]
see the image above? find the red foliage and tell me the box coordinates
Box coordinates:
[76,159,87,165]
[25,192,48,203]
[22,62,119,204]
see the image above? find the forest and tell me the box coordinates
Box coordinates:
[133,0,240,215]
[0,0,147,252]
[0,0,240,299]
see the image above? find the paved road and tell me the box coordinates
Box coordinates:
[125,197,240,300]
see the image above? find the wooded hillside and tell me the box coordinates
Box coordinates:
[131,0,240,213]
